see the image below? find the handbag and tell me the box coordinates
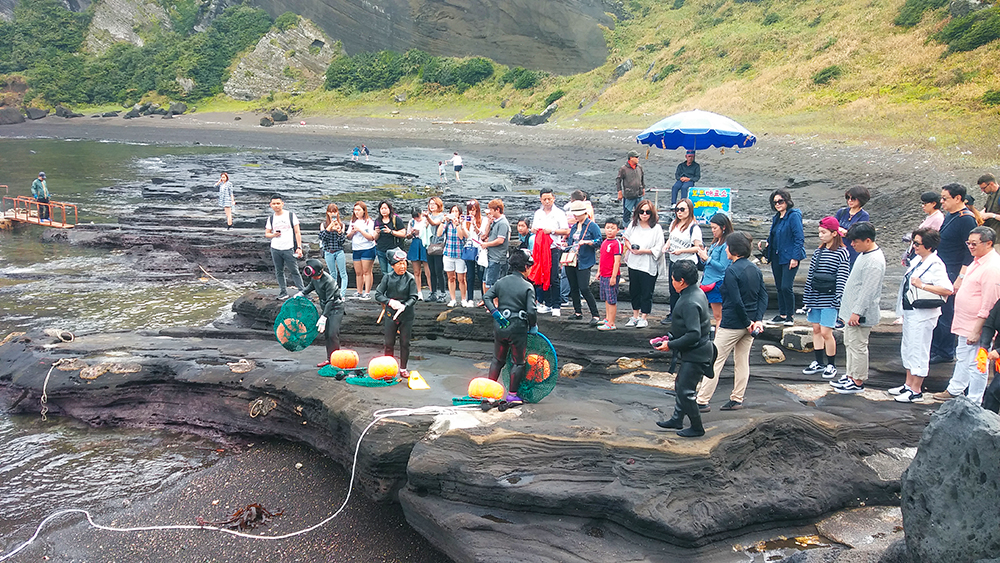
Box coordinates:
[427,242,445,256]
[461,243,479,262]
[560,248,578,267]
[904,261,945,309]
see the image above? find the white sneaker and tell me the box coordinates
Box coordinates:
[551,308,561,317]
[887,384,908,396]
[822,365,838,379]
[635,318,648,328]
[417,292,425,301]
[537,304,552,314]
[625,317,638,327]
[447,299,457,307]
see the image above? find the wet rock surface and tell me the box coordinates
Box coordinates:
[1,290,938,562]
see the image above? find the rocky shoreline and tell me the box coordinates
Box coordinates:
[0,288,939,561]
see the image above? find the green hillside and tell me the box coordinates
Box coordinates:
[2,0,999,159]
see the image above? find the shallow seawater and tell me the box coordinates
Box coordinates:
[0,414,224,547]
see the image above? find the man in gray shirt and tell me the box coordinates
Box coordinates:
[832,222,885,394]
[616,150,645,226]
[482,198,511,290]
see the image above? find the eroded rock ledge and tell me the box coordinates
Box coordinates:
[0,294,934,562]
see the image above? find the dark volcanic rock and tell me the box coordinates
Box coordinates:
[510,102,558,126]
[271,109,288,122]
[612,58,634,79]
[124,108,141,119]
[102,111,120,117]
[0,106,25,124]
[260,116,274,127]
[169,102,187,115]
[901,397,1000,563]
[25,107,49,120]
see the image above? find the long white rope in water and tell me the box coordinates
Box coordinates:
[0,404,477,561]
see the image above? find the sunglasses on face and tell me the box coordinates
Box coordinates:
[913,240,924,248]
[638,209,651,215]
[846,196,858,201]
[967,241,981,248]
[773,199,785,205]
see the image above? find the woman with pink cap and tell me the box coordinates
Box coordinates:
[801,216,852,379]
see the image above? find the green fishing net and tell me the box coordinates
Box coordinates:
[273,296,318,352]
[345,374,401,387]
[317,365,368,378]
[500,332,558,403]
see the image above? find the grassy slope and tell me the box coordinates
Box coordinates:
[163,0,1000,162]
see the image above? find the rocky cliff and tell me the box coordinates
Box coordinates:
[248,0,612,74]
[84,0,171,54]
[224,17,341,100]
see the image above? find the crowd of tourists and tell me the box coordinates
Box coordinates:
[245,154,1000,438]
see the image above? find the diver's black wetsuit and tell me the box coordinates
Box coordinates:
[301,271,344,360]
[374,269,419,368]
[483,271,537,396]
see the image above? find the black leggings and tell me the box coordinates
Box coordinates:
[628,267,657,315]
[488,322,528,396]
[984,374,1000,414]
[566,265,599,318]
[323,305,345,361]
[465,260,483,301]
[428,254,445,294]
[384,316,413,368]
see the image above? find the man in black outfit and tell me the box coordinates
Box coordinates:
[295,259,345,368]
[930,183,976,363]
[483,251,538,404]
[654,260,715,437]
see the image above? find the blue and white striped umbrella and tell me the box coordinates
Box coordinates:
[636,109,756,150]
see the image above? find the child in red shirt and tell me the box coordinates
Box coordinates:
[597,218,623,330]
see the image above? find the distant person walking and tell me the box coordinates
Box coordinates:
[361,144,370,161]
[214,172,235,230]
[616,150,645,226]
[31,171,50,222]
[265,194,304,300]
[447,152,463,181]
[671,150,700,205]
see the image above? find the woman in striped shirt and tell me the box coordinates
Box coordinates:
[802,216,851,379]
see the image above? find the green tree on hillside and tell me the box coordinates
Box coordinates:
[5,0,90,72]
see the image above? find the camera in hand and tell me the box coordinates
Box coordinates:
[751,325,763,337]
[631,244,640,250]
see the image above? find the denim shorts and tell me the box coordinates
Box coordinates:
[484,262,506,286]
[352,247,376,261]
[806,307,839,328]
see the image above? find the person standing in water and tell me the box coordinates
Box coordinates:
[214,172,235,230]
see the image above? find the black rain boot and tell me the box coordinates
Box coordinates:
[656,417,684,429]
[677,424,705,438]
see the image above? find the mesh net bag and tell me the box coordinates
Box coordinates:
[273,296,319,352]
[317,365,369,379]
[345,373,401,387]
[500,332,558,403]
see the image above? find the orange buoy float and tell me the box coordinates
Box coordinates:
[330,349,360,369]
[367,355,399,380]
[467,377,505,400]
[525,354,550,382]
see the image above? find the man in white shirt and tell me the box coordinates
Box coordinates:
[531,188,570,316]
[265,194,304,299]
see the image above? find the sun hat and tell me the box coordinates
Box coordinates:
[569,201,589,215]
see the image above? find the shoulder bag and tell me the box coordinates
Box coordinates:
[905,261,946,309]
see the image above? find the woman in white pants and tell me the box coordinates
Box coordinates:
[891,227,953,403]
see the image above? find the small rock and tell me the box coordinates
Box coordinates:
[25,107,49,120]
[271,109,288,122]
[295,462,303,469]
[616,357,645,370]
[762,345,785,364]
[560,363,583,378]
[260,116,274,127]
[234,116,241,121]
[781,326,815,353]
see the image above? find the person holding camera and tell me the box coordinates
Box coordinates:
[622,200,665,328]
[319,203,348,300]
[695,232,767,412]
[801,217,851,380]
[373,201,407,276]
[265,194,304,300]
[662,198,703,325]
